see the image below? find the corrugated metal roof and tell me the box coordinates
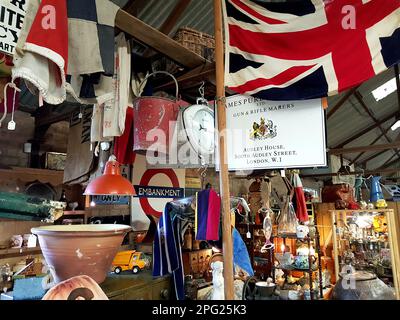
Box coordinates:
[138,0,214,36]
[326,68,400,172]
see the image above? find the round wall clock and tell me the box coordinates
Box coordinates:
[181,99,215,158]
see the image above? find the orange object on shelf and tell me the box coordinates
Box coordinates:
[84,156,135,196]
[111,250,147,274]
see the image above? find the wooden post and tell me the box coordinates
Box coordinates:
[213,0,234,300]
[386,209,400,299]
[330,210,340,282]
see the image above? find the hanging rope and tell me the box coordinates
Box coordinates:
[0,81,21,129]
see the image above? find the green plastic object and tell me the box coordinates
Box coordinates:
[0,191,52,221]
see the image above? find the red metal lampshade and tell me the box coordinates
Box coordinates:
[84,158,135,196]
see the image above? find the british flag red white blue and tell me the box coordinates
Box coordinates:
[222,0,400,100]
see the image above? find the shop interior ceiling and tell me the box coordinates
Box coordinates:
[17,0,400,178]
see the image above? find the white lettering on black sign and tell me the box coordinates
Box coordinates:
[134,185,184,199]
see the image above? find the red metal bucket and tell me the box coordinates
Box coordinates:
[133,72,179,155]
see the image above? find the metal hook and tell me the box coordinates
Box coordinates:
[197,162,208,190]
[198,165,208,178]
[199,81,205,99]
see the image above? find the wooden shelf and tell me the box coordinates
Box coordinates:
[0,247,42,259]
[0,167,64,186]
[329,209,394,213]
[62,210,86,216]
[273,265,319,272]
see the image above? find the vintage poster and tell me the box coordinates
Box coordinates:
[220,95,327,171]
[131,154,185,231]
[0,0,28,55]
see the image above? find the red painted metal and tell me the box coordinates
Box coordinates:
[133,72,180,155]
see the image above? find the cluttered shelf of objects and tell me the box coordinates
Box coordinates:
[330,208,400,300]
[1,166,399,301]
[223,174,330,300]
[0,247,42,259]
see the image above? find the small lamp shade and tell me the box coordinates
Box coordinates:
[84,158,135,196]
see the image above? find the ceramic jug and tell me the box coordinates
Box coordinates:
[296,225,309,239]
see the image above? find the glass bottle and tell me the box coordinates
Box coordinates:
[59,189,67,202]
[184,227,193,251]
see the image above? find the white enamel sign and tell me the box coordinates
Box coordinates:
[221,95,327,171]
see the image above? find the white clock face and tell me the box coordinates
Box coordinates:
[193,109,215,153]
[183,105,215,156]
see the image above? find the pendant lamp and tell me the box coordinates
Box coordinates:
[84,155,135,196]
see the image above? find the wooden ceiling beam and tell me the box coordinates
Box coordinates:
[353,64,400,165]
[34,103,80,128]
[380,65,400,171]
[354,91,400,160]
[332,110,398,148]
[160,0,191,35]
[380,132,400,166]
[377,156,400,170]
[349,117,399,165]
[326,86,358,120]
[124,0,147,16]
[115,9,206,69]
[155,62,215,91]
[328,141,400,155]
[358,132,400,165]
[382,153,397,167]
[301,167,400,178]
[141,0,192,58]
[358,149,391,165]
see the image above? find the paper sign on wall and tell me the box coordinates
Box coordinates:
[91,195,130,205]
[0,0,28,55]
[220,95,327,171]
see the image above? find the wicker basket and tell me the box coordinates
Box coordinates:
[174,27,215,61]
[159,27,215,74]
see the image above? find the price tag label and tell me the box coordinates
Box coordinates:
[246,231,251,239]
[7,120,16,131]
[39,94,44,107]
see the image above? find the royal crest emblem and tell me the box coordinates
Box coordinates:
[250,117,277,140]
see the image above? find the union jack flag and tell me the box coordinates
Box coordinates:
[223,0,400,100]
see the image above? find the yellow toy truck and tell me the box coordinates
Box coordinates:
[111,250,147,274]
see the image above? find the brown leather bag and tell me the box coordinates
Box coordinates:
[322,183,355,203]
